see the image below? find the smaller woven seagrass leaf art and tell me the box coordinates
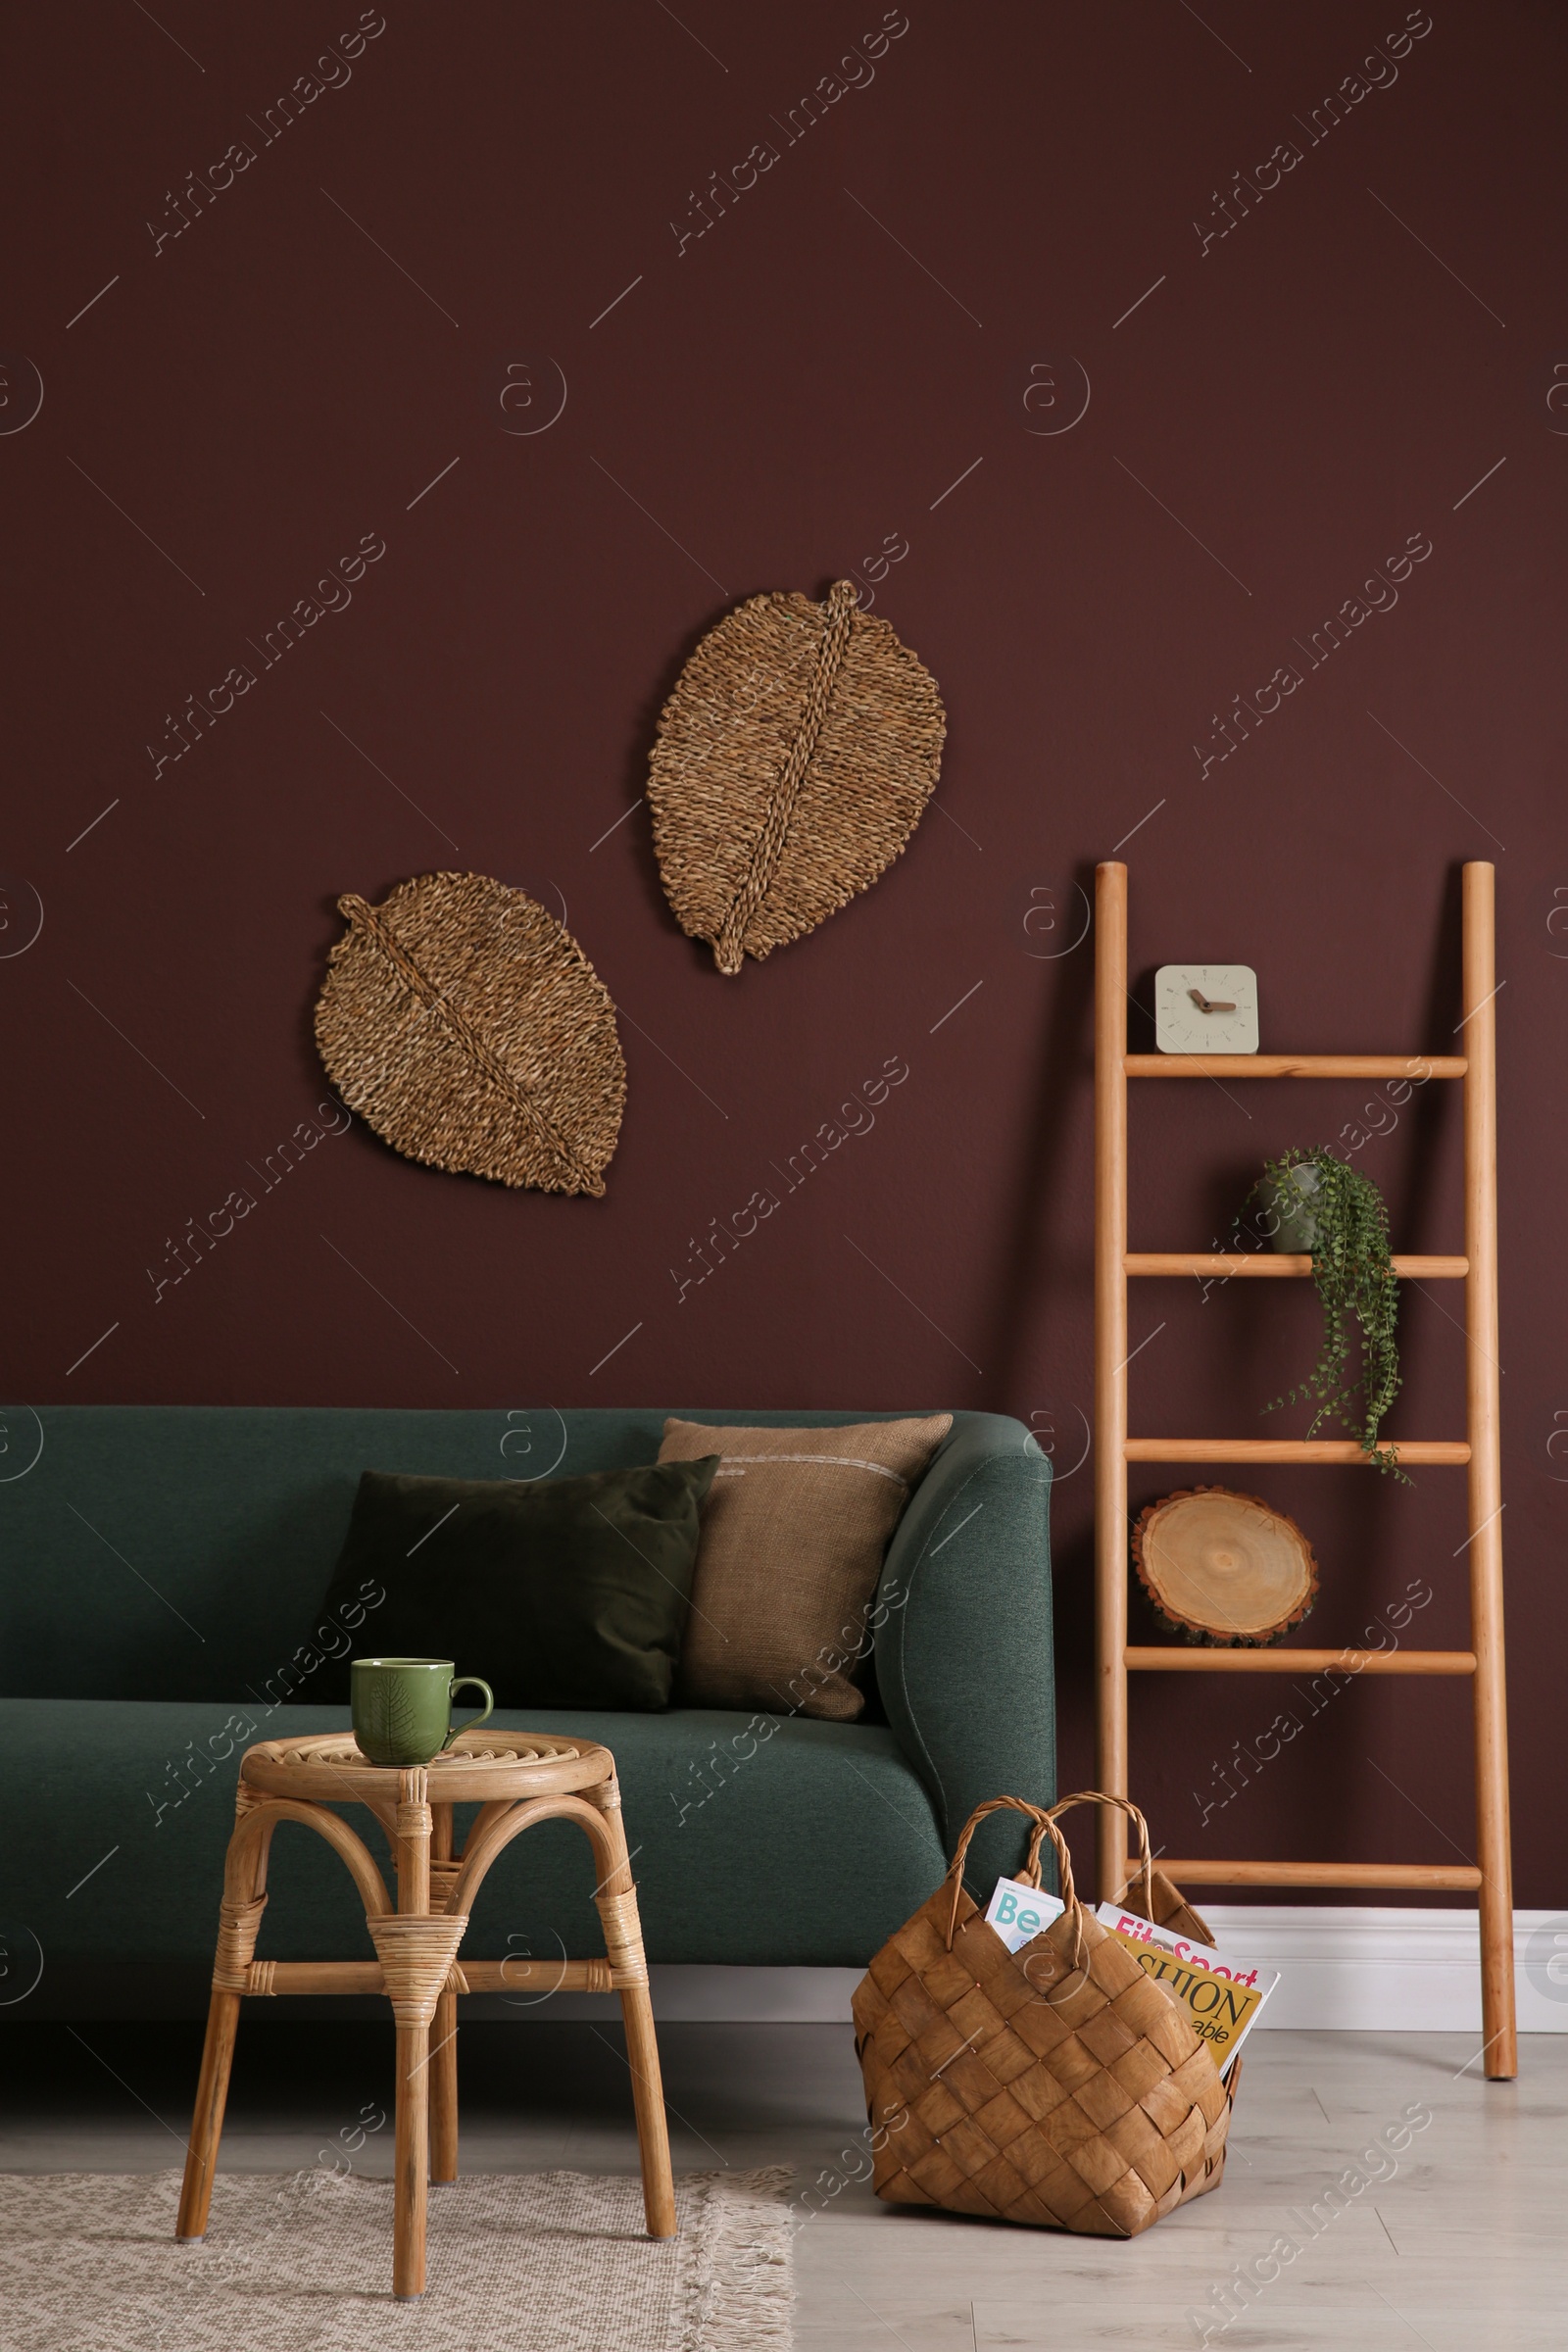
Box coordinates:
[315,871,626,1197]
[647,579,946,974]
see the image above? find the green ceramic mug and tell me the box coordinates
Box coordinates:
[351,1656,495,1769]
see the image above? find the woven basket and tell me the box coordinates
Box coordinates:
[1109,1852,1219,1947]
[852,1791,1239,2236]
[314,871,626,1197]
[647,579,945,974]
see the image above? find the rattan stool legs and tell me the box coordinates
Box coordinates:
[175,1735,675,2299]
[177,1982,244,2240]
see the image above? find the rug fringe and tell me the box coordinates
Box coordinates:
[680,2165,795,2352]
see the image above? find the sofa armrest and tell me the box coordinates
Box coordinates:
[873,1413,1054,1898]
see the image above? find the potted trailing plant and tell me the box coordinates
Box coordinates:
[1238,1149,1408,1480]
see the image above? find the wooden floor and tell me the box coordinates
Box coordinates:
[2,2021,1562,2348]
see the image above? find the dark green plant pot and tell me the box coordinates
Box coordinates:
[1260,1162,1321,1253]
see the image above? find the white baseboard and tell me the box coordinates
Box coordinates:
[498,1911,1568,2030]
[1201,1905,1568,2033]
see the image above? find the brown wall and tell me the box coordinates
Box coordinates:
[6,3,1563,1901]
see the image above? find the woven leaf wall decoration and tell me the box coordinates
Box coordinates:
[647,578,946,974]
[314,871,625,1197]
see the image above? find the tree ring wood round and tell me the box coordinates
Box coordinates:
[1131,1486,1319,1645]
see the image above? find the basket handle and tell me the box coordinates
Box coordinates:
[1044,1789,1155,1920]
[943,1795,1077,1952]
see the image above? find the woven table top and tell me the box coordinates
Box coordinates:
[239,1729,613,1805]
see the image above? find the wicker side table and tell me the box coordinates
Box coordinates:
[174,1729,675,2298]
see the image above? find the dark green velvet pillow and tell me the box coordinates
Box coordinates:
[314,1458,719,1712]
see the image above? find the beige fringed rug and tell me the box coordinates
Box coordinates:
[0,2167,792,2352]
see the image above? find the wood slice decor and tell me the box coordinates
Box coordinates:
[314,871,626,1197]
[647,578,946,974]
[1132,1487,1319,1645]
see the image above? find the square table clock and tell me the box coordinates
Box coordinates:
[1154,965,1259,1054]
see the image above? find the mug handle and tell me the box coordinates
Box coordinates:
[443,1676,494,1749]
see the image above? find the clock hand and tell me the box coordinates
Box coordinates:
[1188,989,1239,1014]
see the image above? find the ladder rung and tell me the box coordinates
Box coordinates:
[1156,1860,1482,1890]
[1125,1646,1476,1676]
[1125,1438,1469,1463]
[1125,1252,1467,1279]
[1125,1054,1466,1079]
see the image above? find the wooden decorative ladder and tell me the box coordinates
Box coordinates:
[1094,858,1515,2079]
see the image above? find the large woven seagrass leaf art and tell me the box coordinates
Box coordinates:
[647,579,946,974]
[315,871,625,1197]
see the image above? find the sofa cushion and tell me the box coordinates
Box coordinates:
[313,1458,719,1712]
[661,1415,951,1721]
[0,1698,948,1999]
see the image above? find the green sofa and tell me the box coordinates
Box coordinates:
[0,1407,1053,2016]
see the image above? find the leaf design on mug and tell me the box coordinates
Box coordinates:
[359,1676,420,1761]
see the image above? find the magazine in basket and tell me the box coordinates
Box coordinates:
[1096,1904,1279,2073]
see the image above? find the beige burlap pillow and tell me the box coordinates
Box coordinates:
[661,1416,952,1721]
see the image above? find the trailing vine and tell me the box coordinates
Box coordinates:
[1238,1149,1408,1481]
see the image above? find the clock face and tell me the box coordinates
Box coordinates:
[1154,965,1259,1054]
